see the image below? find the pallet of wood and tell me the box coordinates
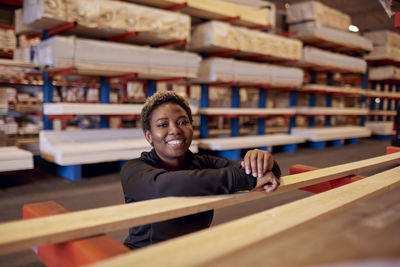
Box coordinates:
[125,0,274,28]
[1,152,400,266]
[369,66,400,80]
[365,121,394,135]
[286,1,351,31]
[194,58,304,87]
[190,21,302,60]
[289,21,373,52]
[33,36,200,78]
[23,0,191,45]
[297,46,367,73]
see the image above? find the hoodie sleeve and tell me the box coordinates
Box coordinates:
[120,158,256,202]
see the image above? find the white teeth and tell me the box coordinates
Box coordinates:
[167,140,183,145]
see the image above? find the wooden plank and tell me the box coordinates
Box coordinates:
[89,166,400,267]
[0,59,34,68]
[0,152,400,254]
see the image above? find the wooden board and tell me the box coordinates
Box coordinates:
[291,126,372,142]
[88,166,400,267]
[296,107,369,115]
[0,147,33,172]
[0,152,400,255]
[0,59,34,68]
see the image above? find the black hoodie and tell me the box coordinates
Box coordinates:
[120,149,280,249]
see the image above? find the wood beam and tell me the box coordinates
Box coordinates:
[0,152,400,255]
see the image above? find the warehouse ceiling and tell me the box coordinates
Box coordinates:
[268,0,400,33]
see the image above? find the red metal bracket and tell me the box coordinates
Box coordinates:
[106,73,137,82]
[220,16,240,23]
[205,49,240,57]
[48,68,76,79]
[165,2,188,10]
[155,77,187,83]
[0,23,14,30]
[0,0,22,7]
[239,84,269,89]
[249,24,272,31]
[107,31,138,42]
[238,54,271,61]
[277,31,297,37]
[48,21,78,37]
[396,12,400,28]
[0,50,13,59]
[155,39,187,48]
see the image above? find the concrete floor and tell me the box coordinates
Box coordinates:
[0,138,393,267]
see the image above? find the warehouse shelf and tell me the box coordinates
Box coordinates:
[39,129,199,180]
[198,107,295,116]
[296,107,368,116]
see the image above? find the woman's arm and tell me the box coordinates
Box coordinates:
[121,159,257,201]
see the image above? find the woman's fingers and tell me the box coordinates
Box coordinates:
[243,149,273,177]
[263,173,280,192]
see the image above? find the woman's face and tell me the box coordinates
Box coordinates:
[145,103,193,166]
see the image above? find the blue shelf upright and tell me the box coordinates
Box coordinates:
[199,84,209,139]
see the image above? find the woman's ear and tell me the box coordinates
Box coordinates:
[144,130,153,146]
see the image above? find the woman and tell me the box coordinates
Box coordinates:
[121,90,281,249]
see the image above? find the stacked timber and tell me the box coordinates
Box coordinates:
[364,30,400,62]
[299,46,367,73]
[0,146,33,172]
[124,0,274,28]
[23,0,191,45]
[33,36,200,78]
[194,58,303,87]
[190,21,302,61]
[369,66,400,81]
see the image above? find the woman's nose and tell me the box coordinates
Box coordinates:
[169,123,182,134]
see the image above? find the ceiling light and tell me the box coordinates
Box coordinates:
[348,25,359,32]
[285,3,290,9]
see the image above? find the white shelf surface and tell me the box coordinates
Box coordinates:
[291,126,372,142]
[296,107,369,115]
[198,107,296,116]
[198,134,305,150]
[0,147,34,172]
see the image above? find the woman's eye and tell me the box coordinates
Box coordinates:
[178,120,189,125]
[157,123,168,128]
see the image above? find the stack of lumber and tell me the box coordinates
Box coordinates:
[0,88,7,114]
[291,126,372,142]
[39,129,199,166]
[190,21,302,60]
[365,121,394,135]
[0,146,33,172]
[286,1,351,31]
[298,46,367,73]
[0,27,16,52]
[198,134,305,150]
[124,0,274,28]
[289,21,372,52]
[23,0,191,45]
[194,58,303,87]
[43,103,199,115]
[364,30,400,62]
[33,36,200,78]
[286,1,371,52]
[369,66,400,81]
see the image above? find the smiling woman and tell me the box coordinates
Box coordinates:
[120,90,281,250]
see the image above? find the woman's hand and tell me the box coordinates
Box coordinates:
[253,171,280,192]
[241,149,274,178]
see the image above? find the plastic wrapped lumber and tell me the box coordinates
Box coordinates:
[195,58,303,87]
[286,1,351,31]
[190,21,302,60]
[289,21,372,52]
[369,66,400,81]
